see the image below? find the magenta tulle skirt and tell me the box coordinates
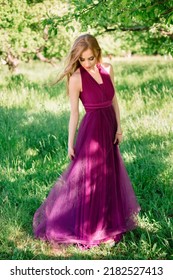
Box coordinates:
[33,105,140,248]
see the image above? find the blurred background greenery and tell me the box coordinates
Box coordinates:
[0,0,173,73]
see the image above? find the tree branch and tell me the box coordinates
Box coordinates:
[104,25,150,32]
[158,29,173,39]
[103,25,173,40]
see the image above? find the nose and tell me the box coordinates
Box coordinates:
[85,60,91,67]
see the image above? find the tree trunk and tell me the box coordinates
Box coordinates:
[36,50,56,66]
[6,52,20,73]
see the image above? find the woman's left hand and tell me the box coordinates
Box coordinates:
[114,132,123,145]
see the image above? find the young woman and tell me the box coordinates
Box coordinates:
[33,34,140,249]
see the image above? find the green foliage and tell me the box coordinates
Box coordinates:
[0,0,172,64]
[0,0,73,62]
[46,0,173,55]
[0,58,173,259]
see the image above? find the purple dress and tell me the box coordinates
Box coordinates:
[33,64,140,247]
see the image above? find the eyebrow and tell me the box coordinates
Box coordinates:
[79,56,94,59]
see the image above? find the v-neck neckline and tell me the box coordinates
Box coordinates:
[82,64,104,85]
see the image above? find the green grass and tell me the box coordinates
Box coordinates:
[0,57,173,260]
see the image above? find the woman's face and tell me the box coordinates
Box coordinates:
[79,48,97,70]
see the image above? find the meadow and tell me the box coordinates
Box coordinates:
[0,56,172,260]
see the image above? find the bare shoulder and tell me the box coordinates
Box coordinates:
[69,68,81,85]
[101,62,113,75]
[69,68,82,93]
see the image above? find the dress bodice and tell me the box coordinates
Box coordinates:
[79,64,115,112]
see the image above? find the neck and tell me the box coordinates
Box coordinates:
[87,64,98,73]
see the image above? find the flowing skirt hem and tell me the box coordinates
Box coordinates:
[34,207,140,248]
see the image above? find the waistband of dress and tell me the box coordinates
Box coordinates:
[84,101,112,112]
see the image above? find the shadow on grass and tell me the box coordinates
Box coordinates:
[0,103,71,199]
[119,132,173,259]
[0,242,106,260]
[120,132,173,215]
[0,240,69,260]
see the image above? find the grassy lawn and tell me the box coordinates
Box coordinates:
[0,57,172,260]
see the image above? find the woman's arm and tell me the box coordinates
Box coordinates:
[109,64,123,144]
[68,73,81,159]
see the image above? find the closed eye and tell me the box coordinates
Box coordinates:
[88,56,94,61]
[79,56,95,62]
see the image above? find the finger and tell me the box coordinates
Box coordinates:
[71,152,75,160]
[114,136,118,144]
[68,152,73,160]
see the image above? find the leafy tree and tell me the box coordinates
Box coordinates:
[0,0,73,72]
[0,0,172,73]
[46,0,173,55]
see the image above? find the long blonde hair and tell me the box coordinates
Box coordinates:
[56,34,102,89]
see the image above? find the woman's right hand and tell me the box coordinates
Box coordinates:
[68,146,75,160]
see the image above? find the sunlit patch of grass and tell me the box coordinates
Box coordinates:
[138,215,161,233]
